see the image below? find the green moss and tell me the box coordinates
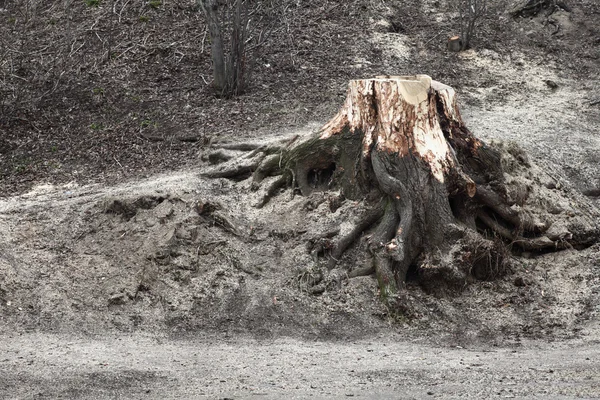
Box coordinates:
[140,119,158,129]
[148,0,162,9]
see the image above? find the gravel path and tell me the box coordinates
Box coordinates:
[2,333,600,399]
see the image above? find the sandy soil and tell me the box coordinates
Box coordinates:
[2,40,598,340]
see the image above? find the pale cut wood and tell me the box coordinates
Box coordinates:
[320,75,474,186]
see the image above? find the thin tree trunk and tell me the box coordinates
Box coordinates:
[199,0,226,93]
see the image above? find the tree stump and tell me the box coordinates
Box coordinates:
[205,75,599,303]
[447,36,463,52]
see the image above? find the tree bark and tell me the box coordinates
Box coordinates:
[205,75,599,302]
[199,0,227,93]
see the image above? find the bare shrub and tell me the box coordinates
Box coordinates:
[198,0,277,98]
[455,0,489,50]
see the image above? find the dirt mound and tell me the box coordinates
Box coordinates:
[0,170,390,339]
[1,132,599,344]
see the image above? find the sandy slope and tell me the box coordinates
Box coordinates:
[1,52,599,398]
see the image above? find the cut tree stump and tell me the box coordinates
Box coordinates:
[204,75,599,304]
[447,36,463,52]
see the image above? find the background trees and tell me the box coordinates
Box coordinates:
[197,0,280,98]
[198,0,248,97]
[455,0,489,50]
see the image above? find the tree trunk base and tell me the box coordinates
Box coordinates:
[204,76,600,306]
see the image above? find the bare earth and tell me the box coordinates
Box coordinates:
[0,64,600,399]
[2,333,600,399]
[1,0,600,398]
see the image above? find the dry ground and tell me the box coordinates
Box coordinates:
[2,333,600,399]
[1,0,600,398]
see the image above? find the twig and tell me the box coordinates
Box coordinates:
[119,0,131,23]
[10,74,28,82]
[116,45,136,59]
[425,32,443,45]
[89,19,99,31]
[69,41,85,57]
[113,155,124,170]
[200,27,207,54]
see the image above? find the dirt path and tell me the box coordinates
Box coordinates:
[1,333,600,399]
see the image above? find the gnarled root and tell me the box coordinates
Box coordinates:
[203,130,365,208]
[203,76,599,305]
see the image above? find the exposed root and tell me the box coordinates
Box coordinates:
[367,200,401,300]
[347,265,375,278]
[202,152,266,179]
[252,153,286,189]
[256,175,291,208]
[307,228,340,263]
[203,136,304,203]
[476,185,548,233]
[204,150,234,164]
[212,142,265,151]
[326,202,385,270]
[202,76,599,306]
[476,210,566,251]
